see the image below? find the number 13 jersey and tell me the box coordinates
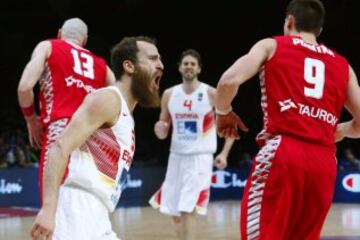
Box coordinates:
[257,36,349,148]
[39,39,107,126]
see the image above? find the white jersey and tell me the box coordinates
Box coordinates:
[63,86,135,212]
[169,83,217,155]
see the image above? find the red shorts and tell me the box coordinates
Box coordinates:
[240,135,337,240]
[39,118,69,203]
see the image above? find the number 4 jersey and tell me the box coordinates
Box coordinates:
[168,83,217,155]
[39,39,107,126]
[257,36,349,148]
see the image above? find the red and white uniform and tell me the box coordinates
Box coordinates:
[38,39,107,200]
[241,36,349,240]
[39,39,107,126]
[53,87,134,240]
[150,83,216,216]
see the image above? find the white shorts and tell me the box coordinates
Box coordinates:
[53,186,120,240]
[149,153,213,216]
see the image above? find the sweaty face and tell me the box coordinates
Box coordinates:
[179,55,201,82]
[131,41,163,108]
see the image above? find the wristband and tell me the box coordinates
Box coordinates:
[215,106,232,115]
[21,103,35,117]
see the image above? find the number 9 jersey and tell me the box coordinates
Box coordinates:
[39,39,107,126]
[256,36,349,148]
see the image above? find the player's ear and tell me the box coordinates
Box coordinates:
[82,36,88,46]
[123,60,135,74]
[286,15,296,31]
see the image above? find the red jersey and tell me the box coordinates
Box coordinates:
[257,36,349,148]
[39,39,107,126]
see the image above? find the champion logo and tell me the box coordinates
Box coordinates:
[278,99,297,112]
[342,174,360,193]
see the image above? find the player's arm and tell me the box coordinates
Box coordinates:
[17,41,51,148]
[105,66,116,86]
[335,66,360,141]
[214,137,235,170]
[216,38,275,114]
[30,88,121,240]
[154,88,173,139]
[208,86,235,169]
[215,38,276,139]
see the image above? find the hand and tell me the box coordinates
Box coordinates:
[154,120,170,139]
[26,115,44,148]
[30,207,56,240]
[214,153,227,170]
[216,111,248,139]
[334,123,345,142]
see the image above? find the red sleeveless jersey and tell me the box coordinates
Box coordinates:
[256,36,349,148]
[39,39,107,126]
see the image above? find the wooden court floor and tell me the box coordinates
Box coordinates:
[1,201,359,240]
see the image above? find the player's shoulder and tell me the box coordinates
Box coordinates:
[85,86,121,111]
[163,86,177,96]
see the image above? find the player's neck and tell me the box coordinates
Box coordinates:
[292,32,318,45]
[116,81,137,112]
[182,78,200,94]
[66,38,80,45]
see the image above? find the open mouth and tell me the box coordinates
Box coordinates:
[153,73,163,90]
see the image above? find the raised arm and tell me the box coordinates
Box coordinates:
[17,41,51,148]
[154,88,173,139]
[30,88,121,240]
[335,66,360,141]
[215,38,276,139]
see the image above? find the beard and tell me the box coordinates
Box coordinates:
[131,65,161,108]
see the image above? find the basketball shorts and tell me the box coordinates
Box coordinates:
[39,118,69,202]
[149,153,213,216]
[53,185,120,240]
[240,135,337,240]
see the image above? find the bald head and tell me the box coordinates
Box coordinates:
[60,18,88,45]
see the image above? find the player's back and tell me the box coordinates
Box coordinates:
[39,39,107,126]
[257,35,349,148]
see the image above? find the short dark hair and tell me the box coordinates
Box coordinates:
[286,0,325,35]
[178,49,202,68]
[110,36,157,79]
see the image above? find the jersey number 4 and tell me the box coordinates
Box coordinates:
[304,57,325,99]
[71,49,95,79]
[183,100,192,111]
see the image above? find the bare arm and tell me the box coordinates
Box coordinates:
[335,66,360,141]
[105,66,116,86]
[215,38,276,113]
[214,137,235,170]
[154,88,173,139]
[209,86,235,169]
[17,41,51,148]
[215,38,275,139]
[30,88,120,239]
[18,41,51,109]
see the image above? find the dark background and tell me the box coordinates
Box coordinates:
[1,0,360,165]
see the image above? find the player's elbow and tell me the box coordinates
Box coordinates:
[17,81,33,95]
[218,71,240,90]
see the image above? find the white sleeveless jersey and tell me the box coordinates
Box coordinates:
[63,86,135,212]
[169,83,217,154]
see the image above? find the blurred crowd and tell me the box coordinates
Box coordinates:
[0,126,39,169]
[1,125,359,172]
